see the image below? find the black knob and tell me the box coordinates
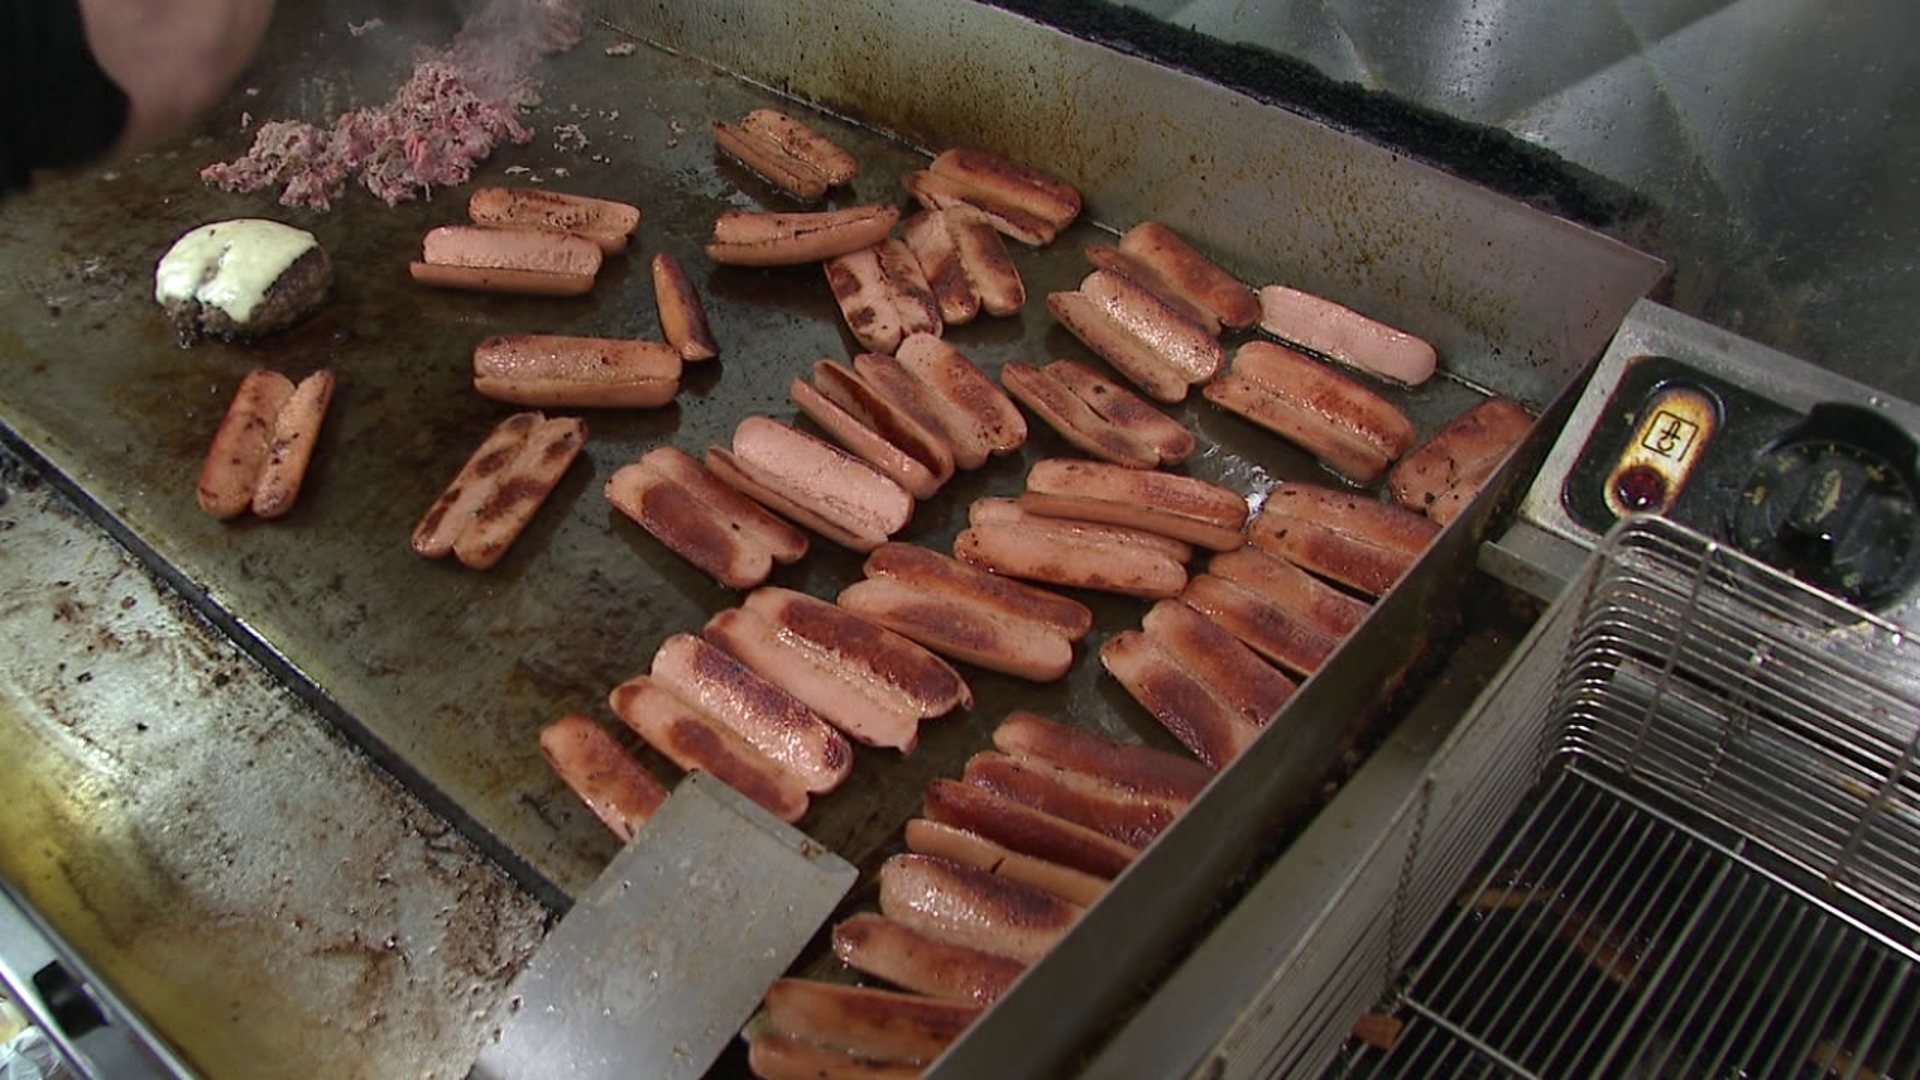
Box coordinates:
[1729,404,1920,608]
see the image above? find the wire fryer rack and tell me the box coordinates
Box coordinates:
[1314,516,1920,1080]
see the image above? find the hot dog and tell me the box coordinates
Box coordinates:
[412,413,538,557]
[710,416,915,552]
[862,542,1093,641]
[904,818,1107,908]
[200,368,336,521]
[745,1032,921,1080]
[923,778,1139,880]
[990,712,1214,803]
[824,239,942,355]
[472,334,682,408]
[962,751,1181,849]
[1180,572,1343,678]
[1000,360,1162,469]
[1043,359,1195,466]
[1204,340,1417,486]
[650,252,719,362]
[837,576,1076,683]
[802,359,955,497]
[704,606,926,753]
[831,913,1026,1006]
[954,517,1189,600]
[198,369,297,519]
[877,852,1084,964]
[1389,396,1533,524]
[1047,290,1188,404]
[538,713,668,841]
[1079,269,1224,385]
[466,186,640,253]
[605,446,810,589]
[1118,221,1261,330]
[441,414,587,571]
[705,203,901,267]
[608,675,810,824]
[650,632,853,794]
[1083,242,1221,336]
[901,208,976,325]
[759,979,981,1067]
[791,380,942,502]
[743,587,972,715]
[1100,630,1262,770]
[892,334,1029,464]
[1208,546,1370,638]
[1140,599,1297,725]
[1249,483,1439,597]
[713,108,857,202]
[902,150,1080,247]
[1257,283,1438,386]
[968,497,1193,564]
[1019,457,1249,551]
[409,224,602,295]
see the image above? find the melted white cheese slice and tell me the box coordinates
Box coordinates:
[154,219,318,324]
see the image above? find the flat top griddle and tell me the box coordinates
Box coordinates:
[0,2,1598,918]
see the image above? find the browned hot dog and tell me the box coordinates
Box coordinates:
[968,497,1193,564]
[906,148,1082,246]
[824,239,942,355]
[537,713,668,841]
[963,750,1182,849]
[1180,572,1342,678]
[759,979,981,1067]
[837,576,1076,683]
[466,186,640,253]
[250,369,334,519]
[472,334,682,408]
[448,415,587,571]
[1083,241,1222,336]
[791,378,940,502]
[650,632,853,794]
[877,852,1084,964]
[745,1032,922,1080]
[892,334,1028,464]
[743,587,973,716]
[1047,289,1189,404]
[904,818,1108,908]
[1140,600,1297,726]
[862,542,1093,641]
[805,359,955,495]
[608,675,809,823]
[1019,457,1248,551]
[954,518,1189,600]
[1389,395,1533,523]
[990,711,1212,802]
[1000,360,1162,469]
[605,447,811,590]
[410,224,602,295]
[1249,483,1439,597]
[1079,268,1224,384]
[902,208,976,324]
[832,913,1027,1006]
[923,778,1139,880]
[713,108,857,201]
[1208,546,1370,638]
[705,203,900,267]
[650,251,719,362]
[198,369,296,519]
[1043,358,1195,466]
[1117,220,1261,330]
[1100,629,1262,770]
[412,412,539,557]
[1204,341,1416,487]
[705,606,927,753]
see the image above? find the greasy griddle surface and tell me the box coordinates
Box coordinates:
[0,6,1484,901]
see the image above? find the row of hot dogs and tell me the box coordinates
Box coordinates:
[468,112,1540,1077]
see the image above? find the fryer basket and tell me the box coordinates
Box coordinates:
[1306,516,1920,1079]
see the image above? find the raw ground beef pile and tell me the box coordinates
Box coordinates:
[202,0,582,210]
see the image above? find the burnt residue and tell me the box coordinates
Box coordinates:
[979,0,1658,237]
